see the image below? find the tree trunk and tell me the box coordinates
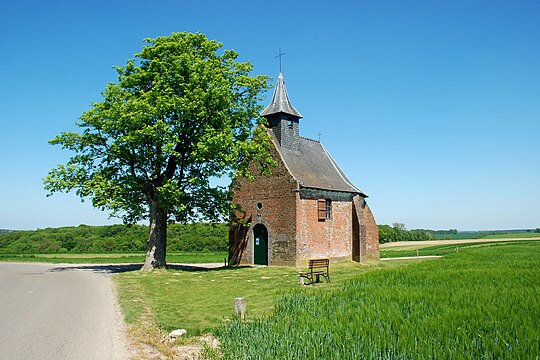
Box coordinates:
[141,200,168,271]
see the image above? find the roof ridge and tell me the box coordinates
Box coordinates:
[299,136,319,143]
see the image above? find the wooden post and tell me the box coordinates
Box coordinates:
[234,297,246,321]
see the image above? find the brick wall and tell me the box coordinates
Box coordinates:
[352,195,380,261]
[362,202,380,259]
[296,197,353,266]
[229,131,298,265]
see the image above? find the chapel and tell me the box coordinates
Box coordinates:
[229,72,379,266]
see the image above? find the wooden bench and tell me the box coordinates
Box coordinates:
[299,258,330,285]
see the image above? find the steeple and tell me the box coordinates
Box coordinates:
[261,73,303,151]
[261,73,303,118]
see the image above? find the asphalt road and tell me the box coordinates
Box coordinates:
[0,262,130,360]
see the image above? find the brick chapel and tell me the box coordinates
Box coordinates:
[229,72,379,266]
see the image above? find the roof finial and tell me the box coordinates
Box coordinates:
[275,48,285,73]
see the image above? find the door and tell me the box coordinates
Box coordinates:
[253,224,268,265]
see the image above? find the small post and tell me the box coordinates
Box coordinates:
[234,297,246,321]
[299,276,305,285]
[224,257,227,267]
[416,248,419,257]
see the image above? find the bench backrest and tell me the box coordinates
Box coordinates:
[308,258,329,269]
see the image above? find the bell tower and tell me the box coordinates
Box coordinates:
[261,72,303,151]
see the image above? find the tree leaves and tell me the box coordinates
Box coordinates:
[44,32,272,225]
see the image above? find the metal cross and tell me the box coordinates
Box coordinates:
[318,132,322,141]
[275,48,285,73]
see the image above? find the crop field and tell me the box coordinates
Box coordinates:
[215,242,540,359]
[483,232,540,239]
[380,241,520,258]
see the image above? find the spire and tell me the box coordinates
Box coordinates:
[261,73,303,118]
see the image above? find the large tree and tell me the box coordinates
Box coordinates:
[44,33,272,270]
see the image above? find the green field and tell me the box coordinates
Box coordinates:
[380,241,521,258]
[0,252,227,264]
[433,231,540,240]
[215,242,540,359]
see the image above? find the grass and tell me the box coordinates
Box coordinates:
[432,231,540,240]
[0,252,227,264]
[216,242,540,359]
[381,241,516,258]
[114,259,418,358]
[115,261,414,334]
[380,240,540,258]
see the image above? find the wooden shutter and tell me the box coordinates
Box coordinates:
[318,199,326,220]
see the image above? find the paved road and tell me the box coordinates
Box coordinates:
[0,262,130,360]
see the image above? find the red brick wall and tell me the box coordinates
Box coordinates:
[352,195,380,261]
[362,202,380,259]
[296,198,353,265]
[229,132,298,265]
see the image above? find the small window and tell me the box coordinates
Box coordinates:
[325,199,332,219]
[318,199,331,220]
[256,202,263,210]
[288,119,294,129]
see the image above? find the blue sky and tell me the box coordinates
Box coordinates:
[1,0,539,231]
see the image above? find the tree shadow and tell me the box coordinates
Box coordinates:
[48,263,252,274]
[48,263,143,274]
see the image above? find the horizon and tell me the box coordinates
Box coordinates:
[1,224,538,234]
[1,1,539,230]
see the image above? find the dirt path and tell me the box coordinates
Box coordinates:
[380,236,540,249]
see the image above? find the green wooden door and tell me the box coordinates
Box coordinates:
[253,224,268,265]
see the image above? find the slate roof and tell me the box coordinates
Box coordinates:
[271,133,367,196]
[261,73,303,118]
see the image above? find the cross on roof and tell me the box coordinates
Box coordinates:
[275,48,285,73]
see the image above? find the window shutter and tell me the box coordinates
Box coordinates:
[318,199,326,220]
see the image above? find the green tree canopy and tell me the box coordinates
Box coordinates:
[44,32,272,270]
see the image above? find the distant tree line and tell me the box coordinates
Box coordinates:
[378,223,436,244]
[0,223,228,253]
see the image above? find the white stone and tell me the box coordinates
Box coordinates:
[234,297,246,320]
[169,329,187,338]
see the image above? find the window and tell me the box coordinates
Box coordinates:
[325,199,332,219]
[318,199,332,220]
